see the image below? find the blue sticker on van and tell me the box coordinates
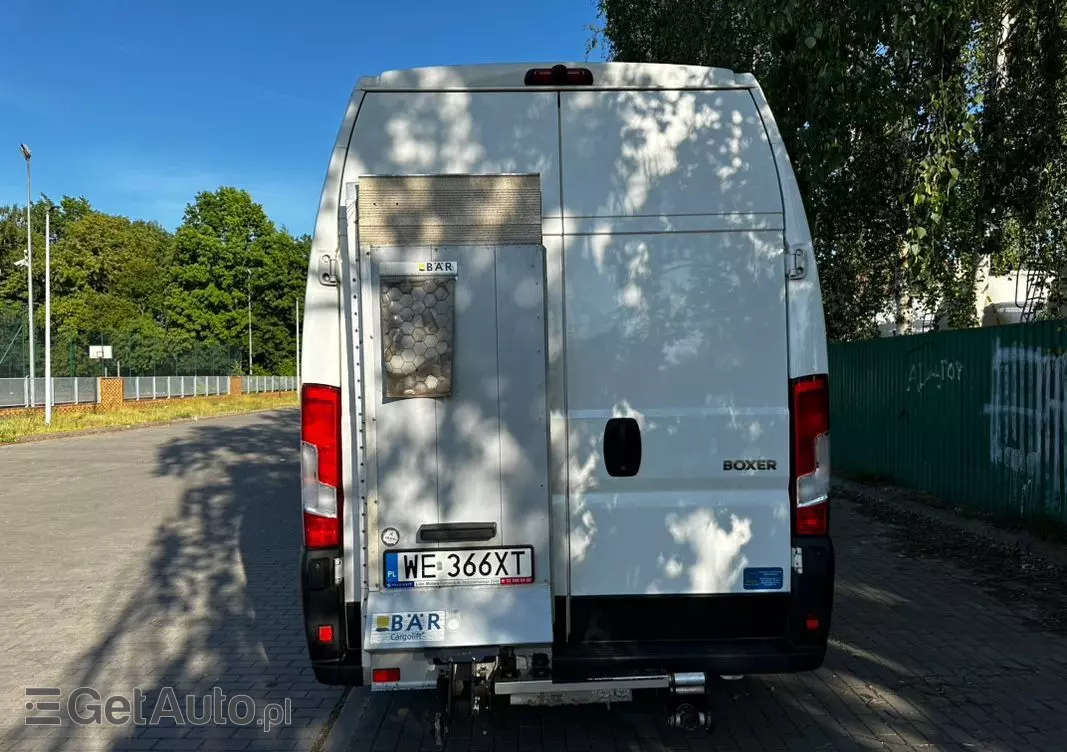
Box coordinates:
[743,567,784,590]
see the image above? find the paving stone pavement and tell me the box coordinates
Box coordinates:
[4,412,1066,751]
[341,488,1067,752]
[0,410,344,752]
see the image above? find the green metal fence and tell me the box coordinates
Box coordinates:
[829,320,1067,524]
[0,312,246,378]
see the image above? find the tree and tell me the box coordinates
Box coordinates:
[168,187,305,374]
[167,188,276,351]
[0,187,307,378]
[247,230,309,375]
[45,211,174,373]
[593,0,1067,338]
[0,195,94,317]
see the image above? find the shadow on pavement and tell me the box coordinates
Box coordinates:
[5,411,1067,751]
[344,494,1067,751]
[1,408,343,752]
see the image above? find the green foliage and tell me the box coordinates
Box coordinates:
[0,188,306,377]
[595,0,1067,339]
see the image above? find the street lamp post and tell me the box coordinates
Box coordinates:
[246,269,253,376]
[20,144,35,407]
[44,204,52,425]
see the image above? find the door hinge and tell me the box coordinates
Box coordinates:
[786,245,807,280]
[318,253,338,286]
[791,546,803,574]
[333,557,344,585]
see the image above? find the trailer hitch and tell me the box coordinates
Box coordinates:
[433,662,501,747]
[665,672,715,734]
[666,701,714,732]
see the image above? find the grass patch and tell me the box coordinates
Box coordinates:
[0,393,298,444]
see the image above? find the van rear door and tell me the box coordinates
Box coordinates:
[350,173,554,652]
[559,87,793,598]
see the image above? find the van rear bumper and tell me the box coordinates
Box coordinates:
[301,546,366,686]
[310,658,364,686]
[551,536,834,680]
[551,638,825,681]
[303,537,834,687]
[308,639,825,688]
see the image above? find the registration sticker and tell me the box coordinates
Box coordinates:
[742,567,784,591]
[368,611,461,645]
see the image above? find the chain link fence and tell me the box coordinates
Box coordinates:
[0,310,254,379]
[1,308,299,409]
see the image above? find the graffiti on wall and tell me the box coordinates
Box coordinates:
[905,358,965,394]
[982,339,1067,511]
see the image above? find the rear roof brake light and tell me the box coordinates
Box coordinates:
[524,65,594,86]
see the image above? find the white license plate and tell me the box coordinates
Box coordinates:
[383,546,534,589]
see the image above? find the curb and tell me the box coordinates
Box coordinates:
[319,688,372,752]
[835,477,1067,570]
[0,405,299,446]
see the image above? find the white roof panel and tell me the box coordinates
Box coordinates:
[357,62,755,91]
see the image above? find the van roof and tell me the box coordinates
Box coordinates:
[356,62,757,91]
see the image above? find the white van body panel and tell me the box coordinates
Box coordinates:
[302,92,362,389]
[300,63,831,678]
[748,84,829,378]
[358,62,755,92]
[341,90,564,233]
[562,228,792,596]
[558,88,792,596]
[559,88,783,218]
[343,171,559,652]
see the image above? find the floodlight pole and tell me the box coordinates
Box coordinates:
[21,144,35,406]
[44,207,52,424]
[246,269,253,375]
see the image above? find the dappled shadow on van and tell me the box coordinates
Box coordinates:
[343,72,795,603]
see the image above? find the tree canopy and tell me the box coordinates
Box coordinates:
[0,188,308,377]
[592,0,1067,339]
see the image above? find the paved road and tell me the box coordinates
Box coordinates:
[0,410,343,752]
[3,413,1067,752]
[344,491,1067,752]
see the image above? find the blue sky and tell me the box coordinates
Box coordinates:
[1,0,604,236]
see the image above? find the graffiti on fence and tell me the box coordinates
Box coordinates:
[982,339,1067,510]
[905,358,965,394]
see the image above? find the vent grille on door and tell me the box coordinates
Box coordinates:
[357,174,543,247]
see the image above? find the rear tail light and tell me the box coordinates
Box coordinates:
[373,668,400,684]
[301,384,343,549]
[524,65,594,86]
[789,374,830,536]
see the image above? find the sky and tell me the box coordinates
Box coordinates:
[0,0,605,237]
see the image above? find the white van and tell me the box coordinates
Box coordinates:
[298,62,834,737]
